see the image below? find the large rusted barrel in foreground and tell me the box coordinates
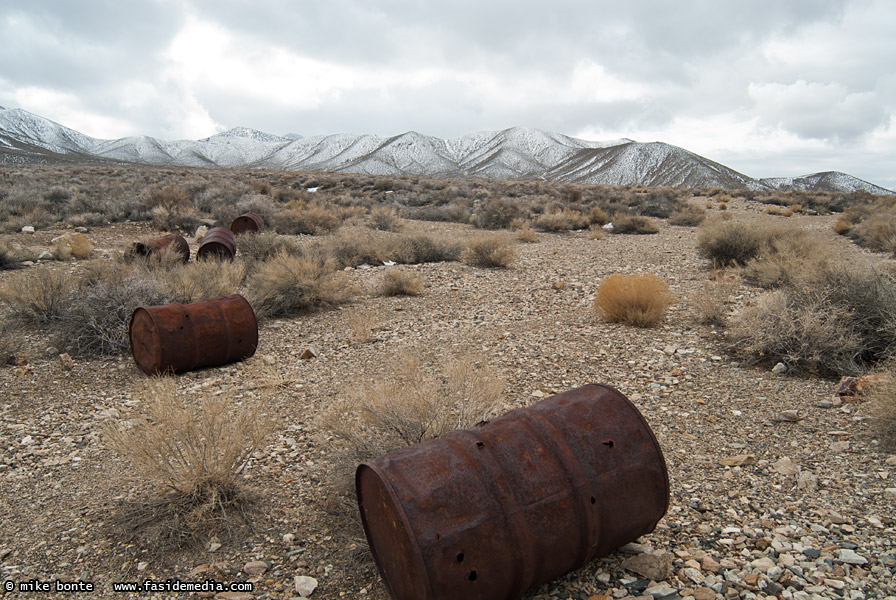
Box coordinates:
[132,233,190,263]
[197,226,236,260]
[128,294,258,375]
[356,383,669,600]
[230,212,265,235]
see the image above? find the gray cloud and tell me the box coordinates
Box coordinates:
[1,0,894,188]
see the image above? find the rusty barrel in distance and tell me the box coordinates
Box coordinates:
[230,212,265,235]
[197,226,236,261]
[356,383,669,600]
[129,294,258,375]
[132,233,190,263]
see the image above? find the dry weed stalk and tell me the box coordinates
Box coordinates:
[345,307,378,344]
[103,378,272,546]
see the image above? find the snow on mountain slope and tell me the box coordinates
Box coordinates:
[759,172,892,195]
[1,106,892,193]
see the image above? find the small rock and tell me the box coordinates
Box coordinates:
[772,409,803,422]
[21,435,34,445]
[691,587,716,600]
[836,549,868,565]
[37,250,54,260]
[644,583,678,599]
[619,542,653,554]
[195,225,209,241]
[621,551,673,581]
[751,556,777,573]
[299,346,319,360]
[22,225,35,233]
[283,533,295,544]
[261,354,276,366]
[830,441,850,453]
[719,454,755,467]
[772,362,788,375]
[772,457,801,476]
[58,353,74,371]
[797,471,818,492]
[294,575,318,597]
[884,487,896,498]
[885,455,896,466]
[137,562,148,571]
[243,560,268,576]
[206,539,222,552]
[700,555,721,573]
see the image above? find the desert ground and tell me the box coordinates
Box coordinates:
[1,168,894,600]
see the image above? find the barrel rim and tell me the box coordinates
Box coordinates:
[356,462,432,600]
[128,305,162,375]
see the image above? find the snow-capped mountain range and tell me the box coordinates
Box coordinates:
[0,106,891,194]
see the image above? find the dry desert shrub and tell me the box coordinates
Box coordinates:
[378,268,423,296]
[691,272,741,327]
[235,231,303,264]
[462,233,516,268]
[52,233,94,260]
[668,203,707,226]
[0,243,22,270]
[742,230,834,290]
[103,378,272,547]
[399,233,462,264]
[318,352,505,525]
[472,197,521,229]
[697,219,767,266]
[515,223,539,243]
[0,267,71,324]
[533,209,590,232]
[272,201,343,235]
[610,214,660,234]
[866,372,896,449]
[849,211,896,253]
[593,273,673,328]
[589,206,610,226]
[345,307,378,344]
[369,206,403,231]
[729,265,896,375]
[246,250,352,319]
[160,259,247,304]
[589,224,606,240]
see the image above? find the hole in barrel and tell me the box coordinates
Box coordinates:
[468,570,478,581]
[475,441,484,448]
[603,439,615,448]
[590,496,596,504]
[456,552,464,563]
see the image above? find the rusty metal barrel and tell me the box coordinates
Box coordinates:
[355,383,669,600]
[197,226,236,260]
[230,212,265,235]
[132,233,190,263]
[128,294,258,375]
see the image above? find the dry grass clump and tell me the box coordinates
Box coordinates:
[246,250,352,319]
[593,273,672,328]
[52,233,94,260]
[103,378,272,547]
[849,210,896,253]
[471,197,521,230]
[318,352,505,524]
[462,233,517,268]
[742,230,834,290]
[515,223,539,243]
[345,307,378,344]
[610,214,660,234]
[0,267,71,324]
[378,268,423,296]
[0,243,22,270]
[399,234,462,264]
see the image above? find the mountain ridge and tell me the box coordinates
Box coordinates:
[0,106,891,194]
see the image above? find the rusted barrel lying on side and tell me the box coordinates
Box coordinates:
[128,294,258,375]
[197,226,236,260]
[230,212,265,235]
[132,233,190,263]
[356,383,669,600]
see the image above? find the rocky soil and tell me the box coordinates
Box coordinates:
[1,197,895,600]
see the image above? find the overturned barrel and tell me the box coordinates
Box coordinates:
[356,383,669,600]
[230,212,265,235]
[197,226,236,261]
[128,294,258,375]
[132,233,190,263]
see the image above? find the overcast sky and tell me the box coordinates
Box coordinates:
[2,1,894,189]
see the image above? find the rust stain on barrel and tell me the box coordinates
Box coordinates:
[197,226,236,261]
[231,212,265,235]
[128,294,258,375]
[356,383,669,600]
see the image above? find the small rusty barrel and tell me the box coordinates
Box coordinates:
[230,212,265,235]
[128,294,258,375]
[197,227,236,260]
[132,233,190,263]
[356,383,669,600]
